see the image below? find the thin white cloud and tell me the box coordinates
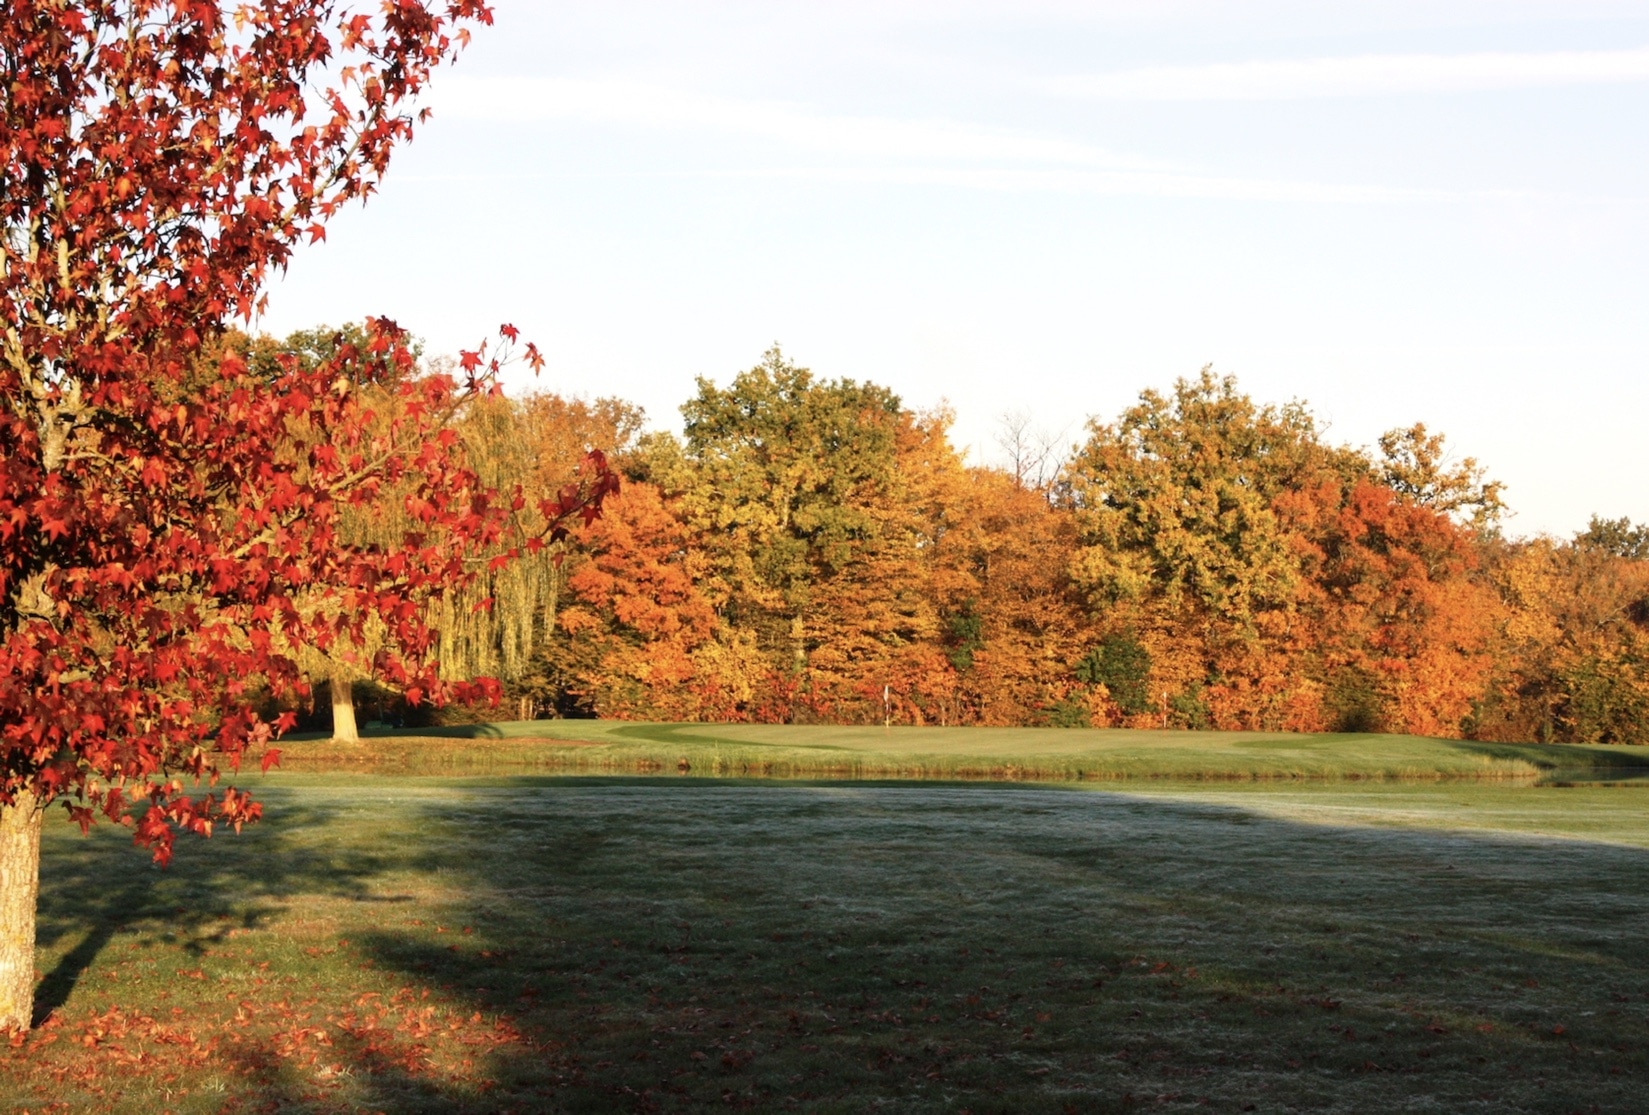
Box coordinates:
[738,166,1461,203]
[394,164,1568,206]
[413,72,1647,205]
[1049,46,1649,100]
[427,76,1164,170]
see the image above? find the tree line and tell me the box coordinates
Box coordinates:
[315,341,1649,745]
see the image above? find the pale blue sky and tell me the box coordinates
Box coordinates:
[260,0,1649,536]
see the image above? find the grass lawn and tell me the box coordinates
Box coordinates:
[4,748,1648,1111]
[280,720,1649,784]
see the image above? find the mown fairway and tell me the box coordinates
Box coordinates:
[280,720,1649,783]
[4,755,1648,1113]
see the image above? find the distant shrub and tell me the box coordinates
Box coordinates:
[1076,635,1153,716]
[1325,667,1385,734]
[944,599,985,672]
[1037,697,1093,729]
[1167,688,1211,730]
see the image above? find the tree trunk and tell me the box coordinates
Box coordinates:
[0,792,43,1031]
[331,671,359,743]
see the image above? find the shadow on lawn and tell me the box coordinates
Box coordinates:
[30,798,411,1026]
[29,779,1649,1112]
[28,797,497,1113]
[1443,738,1649,783]
[351,782,1649,1110]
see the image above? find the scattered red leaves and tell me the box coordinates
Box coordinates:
[2,988,527,1107]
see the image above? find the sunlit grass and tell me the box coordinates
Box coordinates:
[5,773,1648,1112]
[280,719,1649,784]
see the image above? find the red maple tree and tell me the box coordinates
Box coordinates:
[0,1,613,1029]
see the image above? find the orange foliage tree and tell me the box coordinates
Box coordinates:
[944,468,1093,726]
[551,482,725,720]
[1278,478,1498,736]
[1066,370,1500,735]
[428,352,1649,752]
[1474,532,1649,744]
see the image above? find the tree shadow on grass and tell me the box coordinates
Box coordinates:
[1441,738,1649,787]
[21,791,490,1112]
[29,794,420,1022]
[340,780,1649,1112]
[22,777,1649,1112]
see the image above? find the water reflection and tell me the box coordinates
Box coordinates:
[1536,766,1649,787]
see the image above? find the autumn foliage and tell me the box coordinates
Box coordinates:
[429,353,1647,745]
[0,0,629,1031]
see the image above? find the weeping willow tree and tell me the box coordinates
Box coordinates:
[224,322,632,733]
[431,391,643,716]
[434,390,567,689]
[198,325,416,742]
[242,326,638,734]
[414,394,630,722]
[280,336,445,742]
[296,385,549,736]
[295,605,391,743]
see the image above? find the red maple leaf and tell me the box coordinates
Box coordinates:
[0,0,516,1034]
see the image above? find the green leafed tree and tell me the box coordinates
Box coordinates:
[1376,422,1506,531]
[1075,633,1154,717]
[429,390,642,721]
[1575,515,1649,562]
[664,346,904,693]
[1064,369,1366,726]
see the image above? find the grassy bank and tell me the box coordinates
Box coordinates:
[278,720,1649,783]
[6,775,1648,1112]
